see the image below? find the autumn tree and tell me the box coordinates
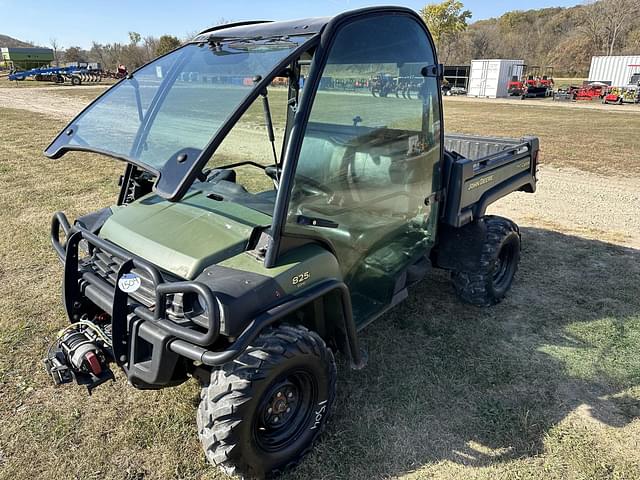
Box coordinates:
[63,46,85,63]
[581,0,640,55]
[420,0,472,62]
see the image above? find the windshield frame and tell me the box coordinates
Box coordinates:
[44,34,321,201]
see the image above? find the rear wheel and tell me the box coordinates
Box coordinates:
[451,216,520,306]
[197,325,337,479]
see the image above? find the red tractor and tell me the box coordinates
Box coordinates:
[508,64,554,98]
[507,63,527,96]
[539,66,554,89]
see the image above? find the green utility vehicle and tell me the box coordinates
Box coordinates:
[45,7,538,478]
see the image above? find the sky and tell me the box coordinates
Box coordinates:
[1,0,583,49]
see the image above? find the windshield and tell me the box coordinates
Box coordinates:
[45,35,309,194]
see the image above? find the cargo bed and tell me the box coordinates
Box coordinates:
[441,134,539,227]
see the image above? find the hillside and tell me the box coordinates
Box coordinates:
[442,1,640,76]
[0,34,35,48]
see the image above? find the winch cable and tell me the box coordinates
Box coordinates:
[55,319,112,347]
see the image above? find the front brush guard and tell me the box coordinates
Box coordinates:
[51,212,366,389]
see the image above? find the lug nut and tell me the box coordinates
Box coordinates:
[273,416,279,423]
[277,391,283,398]
[287,392,293,398]
[286,407,291,413]
[267,408,272,414]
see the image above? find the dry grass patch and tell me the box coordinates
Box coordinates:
[443,99,640,176]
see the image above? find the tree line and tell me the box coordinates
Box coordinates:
[23,1,640,77]
[49,32,183,70]
[422,0,640,76]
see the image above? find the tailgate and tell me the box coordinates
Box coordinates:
[441,134,539,227]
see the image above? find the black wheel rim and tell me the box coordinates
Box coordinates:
[493,240,517,290]
[253,369,317,453]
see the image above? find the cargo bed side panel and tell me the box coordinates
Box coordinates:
[442,134,538,227]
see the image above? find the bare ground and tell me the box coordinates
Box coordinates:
[0,84,106,119]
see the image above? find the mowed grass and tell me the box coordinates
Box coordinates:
[0,96,639,480]
[443,98,640,176]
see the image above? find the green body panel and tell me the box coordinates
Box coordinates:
[219,244,343,295]
[100,191,271,279]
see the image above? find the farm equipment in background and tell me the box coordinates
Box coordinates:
[539,66,554,89]
[552,85,580,101]
[574,81,609,101]
[507,63,527,96]
[522,65,553,98]
[101,64,129,80]
[369,72,422,99]
[8,65,103,85]
[602,67,640,105]
[507,64,554,98]
[603,87,639,105]
[370,72,396,97]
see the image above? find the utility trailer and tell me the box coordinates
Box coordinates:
[8,65,102,85]
[43,7,539,478]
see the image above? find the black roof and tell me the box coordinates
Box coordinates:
[195,17,330,41]
[194,6,421,41]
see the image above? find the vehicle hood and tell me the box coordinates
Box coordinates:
[99,191,271,279]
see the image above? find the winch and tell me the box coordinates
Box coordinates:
[44,318,114,394]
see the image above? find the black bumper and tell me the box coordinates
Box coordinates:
[53,212,220,388]
[51,213,365,388]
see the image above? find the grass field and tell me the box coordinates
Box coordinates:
[0,87,639,480]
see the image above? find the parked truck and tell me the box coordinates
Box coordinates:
[44,7,539,478]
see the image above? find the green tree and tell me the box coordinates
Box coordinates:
[154,35,182,57]
[128,31,142,46]
[419,0,472,44]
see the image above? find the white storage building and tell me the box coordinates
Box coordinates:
[588,56,640,87]
[467,59,524,98]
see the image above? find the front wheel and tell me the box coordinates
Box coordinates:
[197,325,337,479]
[451,216,520,306]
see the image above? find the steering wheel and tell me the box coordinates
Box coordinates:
[294,174,334,198]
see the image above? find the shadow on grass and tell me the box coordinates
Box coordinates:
[289,227,640,479]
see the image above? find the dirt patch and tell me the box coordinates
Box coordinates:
[490,166,640,248]
[0,85,107,119]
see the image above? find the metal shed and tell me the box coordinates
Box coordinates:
[467,59,524,98]
[588,56,640,87]
[443,65,470,89]
[0,47,54,70]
